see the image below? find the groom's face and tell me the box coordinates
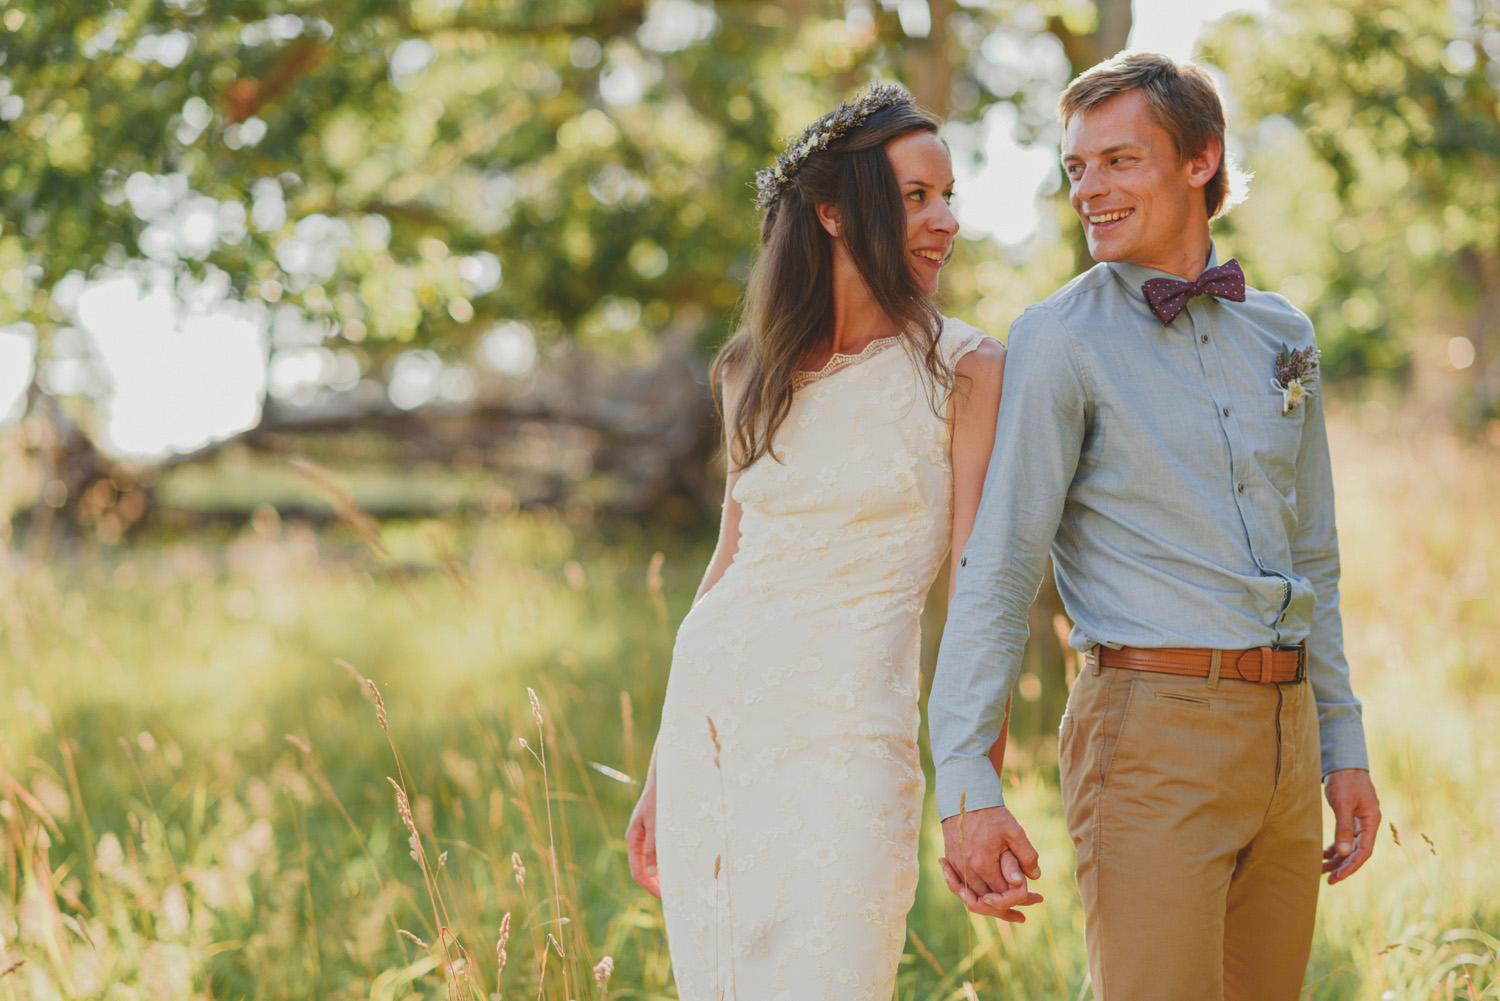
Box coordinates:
[1062,89,1203,272]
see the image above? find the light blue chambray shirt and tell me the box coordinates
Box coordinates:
[930,245,1369,819]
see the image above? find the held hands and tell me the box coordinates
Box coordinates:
[938,806,1044,922]
[626,762,661,898]
[1323,767,1380,885]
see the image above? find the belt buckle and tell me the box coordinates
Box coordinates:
[1293,642,1307,683]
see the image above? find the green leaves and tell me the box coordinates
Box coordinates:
[1205,0,1500,385]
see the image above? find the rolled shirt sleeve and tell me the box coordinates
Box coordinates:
[929,306,1089,819]
[1289,385,1370,775]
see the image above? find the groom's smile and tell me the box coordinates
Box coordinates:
[1086,208,1134,225]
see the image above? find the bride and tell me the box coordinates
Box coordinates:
[626,84,1038,1000]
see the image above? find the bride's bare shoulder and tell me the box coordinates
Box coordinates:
[953,332,1006,399]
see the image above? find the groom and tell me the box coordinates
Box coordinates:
[930,53,1381,999]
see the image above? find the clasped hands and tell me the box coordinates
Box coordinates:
[938,805,1044,922]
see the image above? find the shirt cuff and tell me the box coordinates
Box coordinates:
[935,756,1005,820]
[1319,716,1370,778]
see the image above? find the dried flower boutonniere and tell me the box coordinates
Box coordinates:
[1271,343,1320,416]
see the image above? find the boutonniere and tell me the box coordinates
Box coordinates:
[1271,343,1320,416]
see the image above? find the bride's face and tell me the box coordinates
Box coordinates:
[886,130,957,295]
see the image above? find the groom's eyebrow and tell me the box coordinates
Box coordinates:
[1065,142,1140,162]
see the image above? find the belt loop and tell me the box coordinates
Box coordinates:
[1207,649,1222,690]
[1091,645,1102,677]
[1258,646,1273,684]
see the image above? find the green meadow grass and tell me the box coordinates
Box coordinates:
[1,405,1497,1000]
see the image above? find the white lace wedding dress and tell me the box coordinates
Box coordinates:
[654,319,986,1001]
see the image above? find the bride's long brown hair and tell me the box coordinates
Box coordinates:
[711,100,955,470]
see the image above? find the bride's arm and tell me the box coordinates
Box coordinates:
[627,371,746,898]
[947,337,1010,771]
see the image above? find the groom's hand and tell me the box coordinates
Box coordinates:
[1323,768,1380,885]
[939,806,1043,921]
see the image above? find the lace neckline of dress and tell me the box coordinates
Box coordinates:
[793,335,902,388]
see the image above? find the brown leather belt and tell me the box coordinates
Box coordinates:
[1092,644,1307,684]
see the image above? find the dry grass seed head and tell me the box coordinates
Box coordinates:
[387,778,422,859]
[496,911,511,973]
[388,779,415,831]
[527,687,544,730]
[365,679,388,731]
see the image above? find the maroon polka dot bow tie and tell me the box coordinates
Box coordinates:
[1141,259,1247,326]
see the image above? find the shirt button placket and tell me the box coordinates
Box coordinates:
[1194,311,1230,427]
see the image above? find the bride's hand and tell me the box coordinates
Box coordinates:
[626,759,661,898]
[938,806,1043,921]
[938,853,1043,922]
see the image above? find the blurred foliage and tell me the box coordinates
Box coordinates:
[1206,0,1500,395]
[0,0,1121,384]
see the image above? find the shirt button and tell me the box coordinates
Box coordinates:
[1201,334,1209,344]
[1237,482,1246,493]
[1223,406,1230,417]
[959,556,966,566]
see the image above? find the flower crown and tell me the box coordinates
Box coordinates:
[753,82,915,211]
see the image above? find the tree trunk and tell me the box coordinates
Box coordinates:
[1049,0,1133,79]
[17,383,143,555]
[902,0,957,116]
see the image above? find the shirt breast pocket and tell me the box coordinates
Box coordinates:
[1239,394,1305,497]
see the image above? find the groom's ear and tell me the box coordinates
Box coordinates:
[815,201,842,238]
[1185,137,1222,191]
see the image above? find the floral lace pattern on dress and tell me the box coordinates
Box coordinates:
[655,319,987,1001]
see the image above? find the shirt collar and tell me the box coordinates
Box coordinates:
[1106,242,1221,304]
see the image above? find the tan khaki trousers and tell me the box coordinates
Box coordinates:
[1058,661,1322,1001]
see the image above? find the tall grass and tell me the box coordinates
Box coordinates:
[0,405,1497,999]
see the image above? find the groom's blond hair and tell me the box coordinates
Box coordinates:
[1058,52,1247,220]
